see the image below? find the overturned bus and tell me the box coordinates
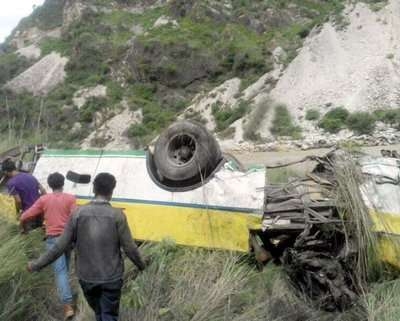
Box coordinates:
[1,121,400,310]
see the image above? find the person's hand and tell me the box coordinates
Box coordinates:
[19,220,27,234]
[27,262,34,273]
[143,256,151,268]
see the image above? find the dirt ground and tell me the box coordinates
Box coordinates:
[231,144,400,173]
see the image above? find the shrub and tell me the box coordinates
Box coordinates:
[271,104,301,138]
[79,97,108,123]
[373,109,400,127]
[305,109,320,121]
[128,124,150,137]
[0,53,30,85]
[243,102,270,141]
[212,100,248,132]
[346,112,376,135]
[319,107,350,133]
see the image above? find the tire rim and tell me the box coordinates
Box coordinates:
[167,134,197,166]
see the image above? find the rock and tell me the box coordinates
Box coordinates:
[126,39,219,88]
[73,85,108,109]
[71,122,82,134]
[81,108,143,150]
[131,24,145,35]
[153,15,179,28]
[5,52,68,96]
[16,44,41,60]
[9,27,61,50]
[272,47,287,65]
[63,0,86,27]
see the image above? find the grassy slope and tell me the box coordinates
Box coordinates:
[1,221,399,321]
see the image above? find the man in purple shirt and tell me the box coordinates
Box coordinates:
[2,159,46,227]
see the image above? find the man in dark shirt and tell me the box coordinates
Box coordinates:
[1,159,46,228]
[28,172,145,321]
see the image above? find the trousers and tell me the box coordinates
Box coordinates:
[46,236,73,304]
[79,279,123,321]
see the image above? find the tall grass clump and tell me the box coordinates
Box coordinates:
[334,156,382,286]
[333,153,400,287]
[0,218,58,321]
[364,279,400,321]
[115,241,365,321]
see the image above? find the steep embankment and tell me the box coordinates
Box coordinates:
[0,0,396,150]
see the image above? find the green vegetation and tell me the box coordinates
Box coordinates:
[347,112,376,135]
[14,0,64,31]
[319,107,350,133]
[0,220,57,321]
[212,100,249,132]
[271,104,301,138]
[243,102,270,142]
[40,38,71,56]
[127,83,187,144]
[0,53,31,86]
[305,109,320,121]
[373,108,400,128]
[0,0,365,148]
[79,97,109,123]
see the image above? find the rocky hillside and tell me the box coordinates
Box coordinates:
[0,0,396,150]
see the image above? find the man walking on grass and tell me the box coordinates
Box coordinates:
[21,172,77,320]
[28,172,146,321]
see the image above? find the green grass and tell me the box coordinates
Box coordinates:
[1,213,400,321]
[365,280,400,321]
[0,219,58,321]
[40,38,71,56]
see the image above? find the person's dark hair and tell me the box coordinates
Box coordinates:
[47,172,65,190]
[93,173,116,197]
[1,158,16,173]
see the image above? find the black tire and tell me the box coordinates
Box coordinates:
[153,121,222,182]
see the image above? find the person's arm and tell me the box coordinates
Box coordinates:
[69,195,78,215]
[117,211,145,271]
[28,214,77,272]
[7,181,22,214]
[13,195,22,213]
[20,197,44,223]
[38,183,46,195]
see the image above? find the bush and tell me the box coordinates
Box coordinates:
[271,104,301,138]
[373,109,400,127]
[128,124,150,138]
[212,100,248,132]
[319,107,350,133]
[305,109,320,121]
[0,53,30,85]
[347,112,376,135]
[79,97,108,123]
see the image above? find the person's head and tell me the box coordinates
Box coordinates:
[1,159,17,177]
[93,173,116,199]
[47,172,65,191]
